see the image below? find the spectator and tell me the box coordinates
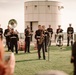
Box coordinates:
[0,38,15,75]
[71,40,76,75]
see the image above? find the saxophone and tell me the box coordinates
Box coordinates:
[39,31,44,44]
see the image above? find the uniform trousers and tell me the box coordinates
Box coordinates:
[6,37,10,51]
[67,34,73,46]
[10,40,18,54]
[37,42,45,59]
[25,37,30,53]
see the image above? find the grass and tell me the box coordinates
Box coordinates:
[7,46,73,75]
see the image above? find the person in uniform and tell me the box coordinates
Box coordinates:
[47,25,53,46]
[4,25,11,51]
[35,25,45,60]
[42,25,49,52]
[71,40,76,75]
[24,26,31,53]
[0,24,3,40]
[56,25,63,46]
[10,29,19,54]
[67,24,74,46]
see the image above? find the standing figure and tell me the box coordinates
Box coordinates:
[35,25,45,60]
[4,25,11,51]
[0,36,15,75]
[67,24,74,46]
[56,25,63,46]
[71,40,76,75]
[24,26,31,53]
[47,25,53,46]
[10,29,19,54]
[42,25,49,52]
[0,24,3,40]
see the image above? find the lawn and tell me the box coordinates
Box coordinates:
[11,46,73,75]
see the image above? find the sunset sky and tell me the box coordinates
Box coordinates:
[0,0,76,32]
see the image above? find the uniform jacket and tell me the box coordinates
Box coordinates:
[67,27,74,34]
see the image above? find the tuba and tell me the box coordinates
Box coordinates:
[8,19,17,29]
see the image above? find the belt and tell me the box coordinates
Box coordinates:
[10,37,16,38]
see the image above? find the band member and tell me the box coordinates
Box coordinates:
[42,25,49,52]
[15,30,19,34]
[35,25,45,60]
[56,25,63,46]
[47,25,53,46]
[0,24,3,40]
[67,24,74,46]
[4,25,11,51]
[24,26,31,53]
[10,29,19,54]
[71,40,76,75]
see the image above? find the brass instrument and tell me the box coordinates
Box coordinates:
[26,27,32,37]
[8,19,17,35]
[8,19,17,29]
[67,31,72,37]
[67,33,73,41]
[39,31,44,45]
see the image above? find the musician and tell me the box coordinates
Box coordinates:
[47,25,53,46]
[35,25,45,60]
[71,40,76,75]
[0,24,3,40]
[42,25,49,52]
[4,25,11,51]
[24,26,31,53]
[67,24,74,46]
[10,29,19,54]
[47,25,53,37]
[56,25,63,46]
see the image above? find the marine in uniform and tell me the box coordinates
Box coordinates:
[24,26,31,53]
[10,29,19,54]
[35,25,45,60]
[4,25,11,51]
[56,25,63,46]
[42,25,49,52]
[67,24,74,46]
[47,25,53,46]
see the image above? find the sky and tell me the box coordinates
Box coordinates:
[0,0,76,32]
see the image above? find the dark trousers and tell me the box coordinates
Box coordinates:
[6,37,10,51]
[10,41,18,54]
[74,61,76,75]
[47,36,51,46]
[37,42,45,59]
[25,37,30,53]
[67,34,73,46]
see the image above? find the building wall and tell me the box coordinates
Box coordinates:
[24,1,63,41]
